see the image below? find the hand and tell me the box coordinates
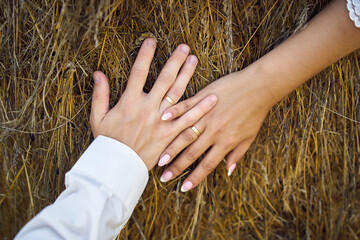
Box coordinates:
[157,0,360,192]
[90,38,218,170]
[158,65,275,191]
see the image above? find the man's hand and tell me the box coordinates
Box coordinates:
[90,38,217,170]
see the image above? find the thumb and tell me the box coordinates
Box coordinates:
[90,71,110,127]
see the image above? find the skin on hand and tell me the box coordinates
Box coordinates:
[158,67,273,192]
[158,0,360,192]
[90,38,218,170]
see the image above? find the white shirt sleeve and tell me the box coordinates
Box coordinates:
[15,135,149,240]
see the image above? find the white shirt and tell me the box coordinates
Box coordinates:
[14,2,360,239]
[15,135,149,240]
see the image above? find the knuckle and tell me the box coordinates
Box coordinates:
[131,65,148,78]
[169,88,182,99]
[172,56,185,65]
[185,148,199,161]
[184,101,193,111]
[211,123,225,135]
[166,144,179,156]
[159,72,174,84]
[182,129,197,143]
[236,150,246,159]
[172,52,188,64]
[170,106,180,117]
[223,136,237,150]
[187,175,201,186]
[181,65,196,78]
[92,91,102,101]
[121,96,134,106]
[197,104,208,116]
[184,115,195,126]
[117,97,139,118]
[169,163,183,176]
[201,160,217,172]
[182,68,193,78]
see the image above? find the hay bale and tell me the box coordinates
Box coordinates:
[0,0,359,239]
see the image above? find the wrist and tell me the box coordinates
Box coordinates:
[247,46,309,107]
[237,61,282,109]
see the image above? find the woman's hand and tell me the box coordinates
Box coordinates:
[90,38,217,170]
[158,0,360,192]
[158,65,275,191]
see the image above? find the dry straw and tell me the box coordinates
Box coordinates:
[1,0,360,239]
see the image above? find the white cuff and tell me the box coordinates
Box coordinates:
[66,135,149,214]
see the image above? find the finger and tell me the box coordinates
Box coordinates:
[159,55,198,111]
[180,145,227,192]
[173,95,217,131]
[159,94,217,167]
[125,38,157,95]
[160,95,202,121]
[149,44,190,102]
[158,121,205,167]
[90,71,110,127]
[160,132,212,182]
[226,139,253,176]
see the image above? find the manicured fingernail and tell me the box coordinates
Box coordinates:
[160,171,173,182]
[180,44,190,53]
[188,55,198,65]
[161,112,172,121]
[228,163,236,176]
[181,181,193,192]
[210,95,217,103]
[158,154,170,167]
[146,38,156,47]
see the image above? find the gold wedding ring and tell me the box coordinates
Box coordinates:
[190,125,200,136]
[164,95,175,105]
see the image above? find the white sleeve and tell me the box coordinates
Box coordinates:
[15,135,149,240]
[347,0,360,28]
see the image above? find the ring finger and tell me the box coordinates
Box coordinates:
[159,55,198,112]
[159,131,213,183]
[158,122,204,167]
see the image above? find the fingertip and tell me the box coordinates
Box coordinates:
[158,154,171,167]
[187,55,198,65]
[160,170,173,182]
[179,44,190,53]
[91,71,110,124]
[93,71,107,84]
[161,112,173,121]
[145,38,157,47]
[227,163,237,176]
[209,94,217,104]
[180,180,193,192]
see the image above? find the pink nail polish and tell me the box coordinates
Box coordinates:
[161,112,172,121]
[158,154,170,167]
[181,181,193,192]
[160,171,173,182]
[228,163,236,176]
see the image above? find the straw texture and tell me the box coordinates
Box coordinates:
[1,0,359,239]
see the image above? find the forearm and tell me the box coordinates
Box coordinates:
[252,0,360,106]
[156,0,360,190]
